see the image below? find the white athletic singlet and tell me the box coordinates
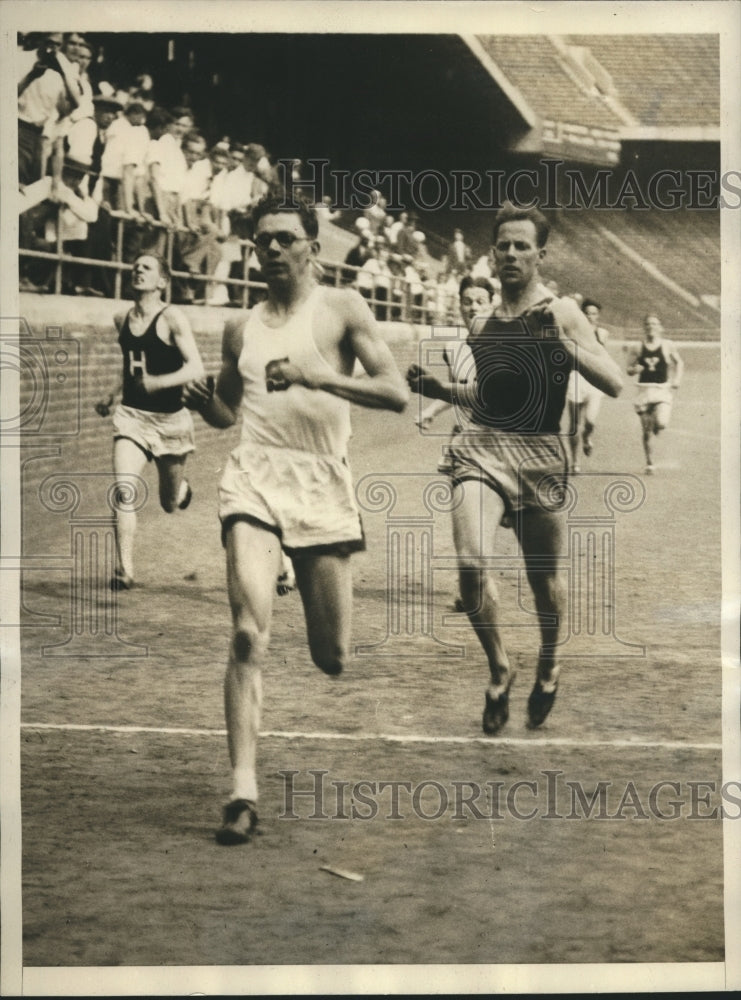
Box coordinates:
[237,286,352,458]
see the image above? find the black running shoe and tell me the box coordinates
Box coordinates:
[215,798,259,845]
[527,679,559,728]
[482,675,514,736]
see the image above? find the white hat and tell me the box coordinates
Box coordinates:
[355,217,371,232]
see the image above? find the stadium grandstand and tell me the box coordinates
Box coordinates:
[17,30,720,336]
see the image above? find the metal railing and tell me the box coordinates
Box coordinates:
[18,205,441,324]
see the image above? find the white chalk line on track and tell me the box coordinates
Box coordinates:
[20,721,721,751]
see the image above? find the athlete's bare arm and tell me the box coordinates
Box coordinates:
[406,364,477,409]
[665,340,684,388]
[551,297,623,397]
[267,290,409,412]
[626,343,644,376]
[183,316,244,428]
[95,312,127,415]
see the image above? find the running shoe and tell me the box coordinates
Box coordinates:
[482,674,515,735]
[527,678,559,728]
[216,798,259,845]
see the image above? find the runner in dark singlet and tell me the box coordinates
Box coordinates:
[95,252,205,588]
[408,202,624,734]
[627,314,683,474]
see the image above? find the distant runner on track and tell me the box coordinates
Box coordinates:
[565,298,610,473]
[95,252,205,589]
[627,313,684,474]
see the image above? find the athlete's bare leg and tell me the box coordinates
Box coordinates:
[653,401,672,433]
[639,409,655,469]
[224,521,282,806]
[515,508,566,683]
[515,507,566,726]
[154,453,189,512]
[566,399,583,472]
[452,481,511,686]
[293,552,353,676]
[112,437,149,583]
[582,393,603,457]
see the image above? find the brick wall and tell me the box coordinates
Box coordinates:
[12,294,416,507]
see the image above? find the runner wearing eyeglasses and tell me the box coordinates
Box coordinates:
[183,195,409,845]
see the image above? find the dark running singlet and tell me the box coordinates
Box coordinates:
[466,300,572,433]
[119,307,184,413]
[636,342,669,385]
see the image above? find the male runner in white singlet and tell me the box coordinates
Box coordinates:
[565,298,610,473]
[408,203,623,735]
[183,196,408,845]
[96,252,205,589]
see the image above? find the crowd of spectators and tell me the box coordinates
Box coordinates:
[18,31,285,303]
[342,211,500,325]
[17,31,500,324]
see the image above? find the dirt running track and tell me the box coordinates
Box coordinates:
[18,343,726,969]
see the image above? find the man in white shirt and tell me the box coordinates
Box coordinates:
[206,142,258,305]
[143,106,194,254]
[18,32,86,186]
[177,133,220,302]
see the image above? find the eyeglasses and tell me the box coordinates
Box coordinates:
[254,231,310,251]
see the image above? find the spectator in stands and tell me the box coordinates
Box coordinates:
[73,95,127,296]
[471,250,495,281]
[17,33,61,83]
[364,190,388,235]
[395,213,418,258]
[18,156,99,293]
[403,256,425,323]
[143,106,194,253]
[252,144,283,198]
[177,132,220,303]
[413,229,431,267]
[197,144,232,304]
[128,73,156,113]
[388,210,408,247]
[448,227,472,277]
[205,142,253,307]
[356,244,379,310]
[381,213,395,244]
[315,195,341,224]
[343,221,375,285]
[18,31,87,187]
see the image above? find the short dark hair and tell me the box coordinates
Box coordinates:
[125,102,146,118]
[492,201,550,248]
[458,275,495,300]
[170,106,194,122]
[581,298,602,313]
[251,195,319,240]
[147,107,172,131]
[133,252,170,283]
[183,130,206,148]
